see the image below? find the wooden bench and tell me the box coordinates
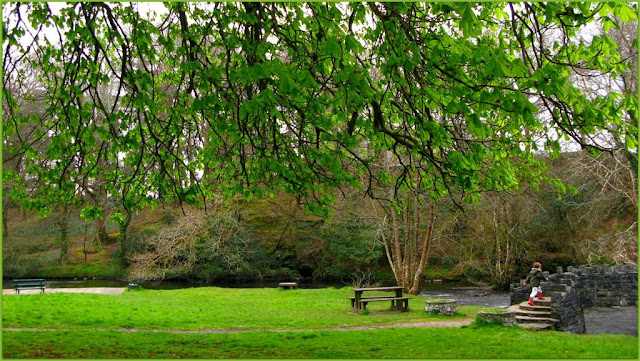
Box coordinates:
[359,297,410,312]
[348,295,395,310]
[351,286,406,312]
[278,282,298,290]
[13,279,45,294]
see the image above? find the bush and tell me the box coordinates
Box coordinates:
[2,250,58,278]
[309,216,383,281]
[41,261,125,279]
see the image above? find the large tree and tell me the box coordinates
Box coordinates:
[3,2,637,288]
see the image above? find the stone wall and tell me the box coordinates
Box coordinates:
[510,264,638,333]
[546,273,584,333]
[568,265,638,308]
[477,311,517,327]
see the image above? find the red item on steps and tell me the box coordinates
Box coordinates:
[537,292,544,300]
[527,297,534,306]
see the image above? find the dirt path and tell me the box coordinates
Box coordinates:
[2,287,126,295]
[4,320,474,335]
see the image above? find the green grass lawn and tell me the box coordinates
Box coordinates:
[2,287,469,330]
[2,287,638,359]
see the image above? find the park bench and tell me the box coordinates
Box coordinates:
[278,282,298,290]
[128,278,141,291]
[359,296,410,312]
[13,279,45,294]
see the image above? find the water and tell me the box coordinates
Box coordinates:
[584,307,638,336]
[1,278,347,290]
[419,281,510,308]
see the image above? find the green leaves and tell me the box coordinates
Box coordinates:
[278,73,296,94]
[3,1,636,221]
[457,2,481,38]
[321,36,342,58]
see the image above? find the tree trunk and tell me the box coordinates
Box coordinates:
[2,199,8,239]
[409,203,436,294]
[119,209,132,267]
[95,217,109,243]
[57,204,70,264]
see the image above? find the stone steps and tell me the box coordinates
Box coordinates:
[510,298,557,330]
[531,298,551,306]
[516,315,559,324]
[518,301,551,312]
[515,308,552,317]
[519,322,555,331]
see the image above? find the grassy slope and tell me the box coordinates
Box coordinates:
[2,288,637,359]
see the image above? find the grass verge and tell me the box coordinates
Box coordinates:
[3,324,637,359]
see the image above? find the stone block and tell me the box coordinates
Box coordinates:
[424,299,457,316]
[544,283,567,292]
[559,278,573,286]
[477,311,516,327]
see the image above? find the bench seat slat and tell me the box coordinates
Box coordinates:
[360,297,409,302]
[348,295,396,300]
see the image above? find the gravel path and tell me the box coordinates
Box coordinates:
[4,320,474,334]
[2,287,126,295]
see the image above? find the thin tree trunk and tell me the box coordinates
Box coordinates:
[2,199,8,239]
[119,209,132,267]
[380,216,399,283]
[57,204,70,264]
[402,197,411,290]
[409,203,436,294]
[390,208,403,287]
[95,217,109,243]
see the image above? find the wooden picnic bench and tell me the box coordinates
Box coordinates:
[13,279,45,294]
[350,286,409,312]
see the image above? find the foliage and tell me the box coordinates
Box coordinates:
[310,211,382,282]
[41,261,125,279]
[128,204,284,282]
[2,250,59,278]
[3,2,637,222]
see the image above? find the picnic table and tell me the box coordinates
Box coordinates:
[350,286,409,312]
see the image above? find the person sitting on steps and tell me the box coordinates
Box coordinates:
[523,261,549,306]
